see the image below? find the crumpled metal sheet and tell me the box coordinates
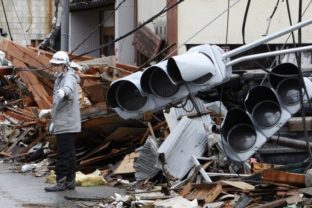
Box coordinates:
[133,136,161,181]
[156,116,208,179]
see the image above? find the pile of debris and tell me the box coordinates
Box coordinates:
[1,39,312,208]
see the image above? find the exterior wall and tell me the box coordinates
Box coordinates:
[178,0,312,53]
[69,10,101,57]
[115,0,135,64]
[137,0,312,54]
[0,0,52,46]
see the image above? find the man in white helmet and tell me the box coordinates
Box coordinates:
[39,51,81,192]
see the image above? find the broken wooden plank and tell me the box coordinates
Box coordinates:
[252,162,282,173]
[261,169,305,186]
[77,141,111,163]
[12,59,51,109]
[0,39,50,68]
[253,199,286,208]
[113,152,139,175]
[186,183,222,203]
[221,180,255,190]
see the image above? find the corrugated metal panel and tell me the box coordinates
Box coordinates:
[164,97,213,130]
[133,136,161,181]
[156,116,208,179]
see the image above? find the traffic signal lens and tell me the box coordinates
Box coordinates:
[116,82,147,111]
[149,69,180,97]
[277,78,300,106]
[227,124,256,152]
[252,100,281,127]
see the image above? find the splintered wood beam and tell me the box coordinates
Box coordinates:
[261,169,305,186]
[0,39,50,68]
[12,59,52,109]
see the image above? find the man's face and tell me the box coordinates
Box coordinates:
[52,64,65,76]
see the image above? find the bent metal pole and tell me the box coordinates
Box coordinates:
[226,45,312,67]
[223,18,312,60]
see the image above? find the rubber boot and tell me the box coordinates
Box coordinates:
[66,172,76,190]
[44,177,66,192]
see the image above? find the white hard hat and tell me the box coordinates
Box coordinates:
[50,51,69,65]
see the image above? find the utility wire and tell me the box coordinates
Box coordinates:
[73,0,184,60]
[259,0,312,159]
[69,0,127,55]
[25,0,33,32]
[263,0,280,36]
[163,0,241,60]
[242,0,251,44]
[286,0,297,48]
[11,0,28,44]
[296,0,312,161]
[225,0,230,44]
[1,0,13,40]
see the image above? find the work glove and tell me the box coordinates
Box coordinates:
[38,109,51,119]
[56,89,65,99]
[48,122,54,134]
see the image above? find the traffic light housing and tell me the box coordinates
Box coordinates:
[221,108,267,162]
[244,86,291,138]
[107,44,231,119]
[221,63,312,162]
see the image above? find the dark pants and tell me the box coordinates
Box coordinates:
[55,133,76,181]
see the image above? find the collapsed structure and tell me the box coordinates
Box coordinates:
[1,19,312,206]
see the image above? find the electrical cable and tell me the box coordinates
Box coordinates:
[286,0,297,47]
[69,0,127,55]
[262,0,280,36]
[73,0,184,60]
[298,0,312,161]
[222,0,312,168]
[163,0,241,60]
[259,0,312,85]
[286,0,312,159]
[242,0,251,44]
[11,0,28,43]
[1,0,13,40]
[25,0,32,32]
[225,0,230,44]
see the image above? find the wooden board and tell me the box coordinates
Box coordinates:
[113,152,139,175]
[261,170,305,186]
[221,180,255,190]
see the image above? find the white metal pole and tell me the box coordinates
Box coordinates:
[223,18,312,60]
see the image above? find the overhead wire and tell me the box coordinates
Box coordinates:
[162,0,242,123]
[257,0,312,159]
[242,0,281,72]
[73,0,184,60]
[295,0,312,161]
[259,0,312,85]
[25,0,33,32]
[241,0,251,44]
[262,0,280,37]
[225,0,230,44]
[0,0,13,40]
[163,0,242,60]
[11,0,28,44]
